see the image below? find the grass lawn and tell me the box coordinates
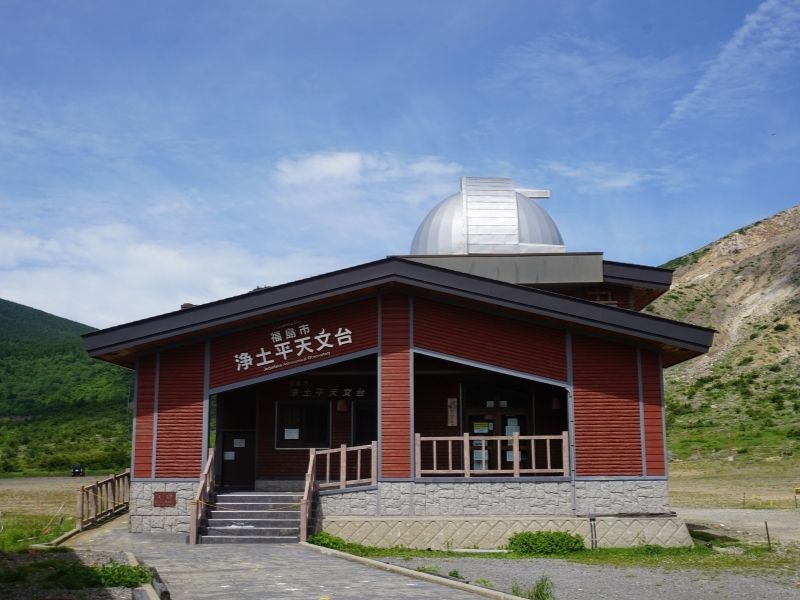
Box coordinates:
[0,513,75,551]
[0,512,150,595]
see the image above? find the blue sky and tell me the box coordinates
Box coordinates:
[1,0,798,328]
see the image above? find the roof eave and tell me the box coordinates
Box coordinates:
[85,257,713,367]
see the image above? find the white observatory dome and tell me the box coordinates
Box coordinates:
[410,177,565,255]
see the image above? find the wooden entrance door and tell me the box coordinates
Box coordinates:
[221,431,255,488]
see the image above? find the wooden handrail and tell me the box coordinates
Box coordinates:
[415,432,569,477]
[189,448,215,545]
[76,469,130,531]
[299,449,317,542]
[314,442,377,490]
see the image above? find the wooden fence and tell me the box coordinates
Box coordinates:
[76,470,130,531]
[415,432,569,477]
[314,441,377,490]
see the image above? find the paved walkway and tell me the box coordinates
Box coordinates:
[68,516,486,599]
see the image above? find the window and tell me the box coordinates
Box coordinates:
[275,401,330,449]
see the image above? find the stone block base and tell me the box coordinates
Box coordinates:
[322,515,692,549]
[129,481,197,533]
[319,479,669,518]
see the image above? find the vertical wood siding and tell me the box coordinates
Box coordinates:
[572,335,643,476]
[155,342,205,477]
[209,298,378,389]
[641,349,666,475]
[380,294,411,478]
[133,355,156,478]
[413,297,567,382]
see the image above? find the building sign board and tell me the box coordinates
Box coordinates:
[209,299,378,389]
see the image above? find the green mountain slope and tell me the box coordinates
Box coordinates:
[0,298,133,474]
[648,204,800,461]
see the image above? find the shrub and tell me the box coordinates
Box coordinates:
[507,531,585,555]
[773,323,789,332]
[307,531,348,550]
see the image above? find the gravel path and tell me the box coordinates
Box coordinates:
[382,556,800,600]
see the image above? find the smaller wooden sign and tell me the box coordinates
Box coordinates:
[153,491,177,507]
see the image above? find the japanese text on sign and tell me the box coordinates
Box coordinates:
[234,322,353,372]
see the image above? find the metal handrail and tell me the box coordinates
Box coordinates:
[189,448,215,545]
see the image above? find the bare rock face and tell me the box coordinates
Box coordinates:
[648,204,800,459]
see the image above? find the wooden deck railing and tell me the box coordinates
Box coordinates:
[189,448,215,545]
[299,449,317,542]
[415,432,569,477]
[76,470,130,531]
[314,441,378,490]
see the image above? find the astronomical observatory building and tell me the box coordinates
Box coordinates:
[84,177,713,548]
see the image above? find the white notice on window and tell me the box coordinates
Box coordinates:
[223,451,235,461]
[233,438,246,448]
[284,428,300,440]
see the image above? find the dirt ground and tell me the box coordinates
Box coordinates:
[668,459,800,509]
[0,476,87,515]
[677,507,800,544]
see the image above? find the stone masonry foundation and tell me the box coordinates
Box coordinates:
[317,479,685,548]
[319,479,669,518]
[129,481,197,534]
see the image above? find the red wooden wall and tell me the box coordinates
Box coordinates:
[155,343,205,477]
[641,349,666,475]
[133,354,156,478]
[129,290,666,481]
[572,335,642,476]
[413,297,567,382]
[380,294,411,478]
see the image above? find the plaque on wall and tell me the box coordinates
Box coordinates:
[153,491,176,507]
[223,451,235,461]
[233,438,246,448]
[284,428,300,440]
[447,398,458,426]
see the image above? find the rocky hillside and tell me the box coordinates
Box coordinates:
[648,204,800,460]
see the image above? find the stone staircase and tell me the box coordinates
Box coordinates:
[199,489,303,544]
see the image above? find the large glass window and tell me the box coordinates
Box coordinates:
[275,401,330,449]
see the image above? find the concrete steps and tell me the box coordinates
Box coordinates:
[199,491,303,544]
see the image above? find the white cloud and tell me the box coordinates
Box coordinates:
[659,0,800,132]
[490,34,684,111]
[0,223,344,328]
[274,151,366,185]
[535,160,677,194]
[272,151,460,189]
